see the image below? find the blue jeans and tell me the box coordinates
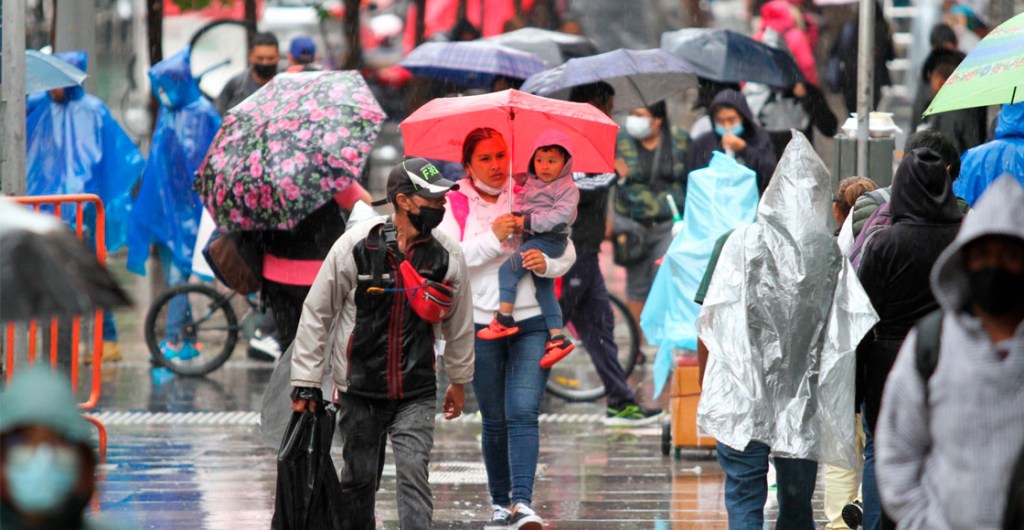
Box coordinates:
[159,247,192,344]
[717,441,818,530]
[473,316,549,507]
[862,413,884,530]
[498,234,567,331]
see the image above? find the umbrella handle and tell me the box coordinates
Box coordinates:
[507,110,515,239]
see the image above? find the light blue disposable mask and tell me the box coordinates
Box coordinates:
[3,443,81,514]
[714,122,745,137]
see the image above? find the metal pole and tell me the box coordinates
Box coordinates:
[856,0,875,178]
[2,0,28,197]
[54,0,96,93]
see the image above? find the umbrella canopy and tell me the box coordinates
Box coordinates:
[24,50,87,94]
[0,202,130,322]
[400,89,619,174]
[660,28,804,89]
[924,11,1024,116]
[521,48,697,110]
[195,71,385,231]
[399,41,548,89]
[485,27,599,67]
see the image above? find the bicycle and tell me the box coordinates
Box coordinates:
[544,294,644,402]
[144,282,266,376]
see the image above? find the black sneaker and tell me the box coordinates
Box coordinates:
[604,402,663,426]
[842,500,864,529]
[508,503,543,530]
[484,505,512,528]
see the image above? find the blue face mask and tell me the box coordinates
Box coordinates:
[3,444,81,514]
[714,122,745,137]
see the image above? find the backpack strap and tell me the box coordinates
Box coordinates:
[448,189,469,241]
[914,309,944,403]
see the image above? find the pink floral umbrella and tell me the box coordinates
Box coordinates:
[195,71,386,231]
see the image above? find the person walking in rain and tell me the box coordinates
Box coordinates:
[25,50,144,364]
[687,89,778,195]
[0,367,124,530]
[696,132,878,530]
[876,175,1024,530]
[290,158,474,529]
[127,48,221,360]
[216,32,280,115]
[956,102,1024,206]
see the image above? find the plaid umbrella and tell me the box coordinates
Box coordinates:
[399,41,547,89]
[195,71,385,231]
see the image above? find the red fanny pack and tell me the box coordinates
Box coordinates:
[398,260,453,324]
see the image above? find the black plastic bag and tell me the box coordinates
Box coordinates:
[270,404,344,530]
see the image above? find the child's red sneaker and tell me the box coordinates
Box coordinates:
[539,335,575,369]
[477,313,520,340]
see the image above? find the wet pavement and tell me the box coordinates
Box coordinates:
[60,250,837,529]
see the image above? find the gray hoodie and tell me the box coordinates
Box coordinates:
[513,129,580,235]
[876,175,1024,530]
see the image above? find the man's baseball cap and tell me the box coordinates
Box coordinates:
[374,157,460,206]
[289,36,316,61]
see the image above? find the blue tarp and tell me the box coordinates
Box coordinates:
[25,51,144,252]
[956,102,1024,206]
[127,48,221,276]
[640,152,760,397]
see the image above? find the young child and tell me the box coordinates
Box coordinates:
[477,130,581,369]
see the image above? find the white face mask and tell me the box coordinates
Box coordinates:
[471,176,506,196]
[625,115,653,140]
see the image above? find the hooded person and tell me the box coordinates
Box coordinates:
[876,175,1024,530]
[25,50,145,363]
[477,130,581,369]
[696,132,878,529]
[687,89,778,195]
[854,148,964,530]
[0,367,123,530]
[126,48,221,359]
[956,102,1024,206]
[128,47,221,278]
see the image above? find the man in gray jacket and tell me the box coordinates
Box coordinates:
[876,174,1024,529]
[290,158,474,529]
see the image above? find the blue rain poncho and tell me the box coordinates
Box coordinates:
[955,101,1024,206]
[25,51,144,252]
[640,152,760,398]
[127,48,221,276]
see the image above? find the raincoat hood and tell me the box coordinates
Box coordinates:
[995,101,1024,139]
[931,175,1024,313]
[696,131,878,467]
[760,0,798,32]
[54,51,87,101]
[707,89,760,140]
[148,48,202,111]
[890,148,963,224]
[0,367,93,444]
[527,129,574,178]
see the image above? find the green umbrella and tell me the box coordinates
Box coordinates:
[924,12,1024,116]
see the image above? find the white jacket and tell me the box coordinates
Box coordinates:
[438,180,577,325]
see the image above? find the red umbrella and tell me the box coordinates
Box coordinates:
[400,89,619,175]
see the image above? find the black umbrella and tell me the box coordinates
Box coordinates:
[660,28,804,89]
[485,27,599,66]
[0,202,130,322]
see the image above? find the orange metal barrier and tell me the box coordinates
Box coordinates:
[3,194,109,459]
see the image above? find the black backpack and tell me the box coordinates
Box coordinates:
[913,309,944,397]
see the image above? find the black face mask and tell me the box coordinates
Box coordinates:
[408,205,445,234]
[968,267,1024,315]
[253,63,277,79]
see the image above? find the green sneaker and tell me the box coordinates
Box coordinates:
[604,402,663,426]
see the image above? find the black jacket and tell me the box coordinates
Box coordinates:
[687,89,779,194]
[570,172,616,255]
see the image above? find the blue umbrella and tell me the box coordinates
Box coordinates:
[520,48,697,110]
[25,50,87,94]
[660,28,803,89]
[399,41,547,89]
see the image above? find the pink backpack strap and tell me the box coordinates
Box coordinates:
[448,189,469,241]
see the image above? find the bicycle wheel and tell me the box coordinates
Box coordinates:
[144,283,240,376]
[545,294,641,402]
[188,19,255,102]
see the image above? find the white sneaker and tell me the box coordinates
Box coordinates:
[484,504,512,528]
[248,332,281,361]
[509,503,543,530]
